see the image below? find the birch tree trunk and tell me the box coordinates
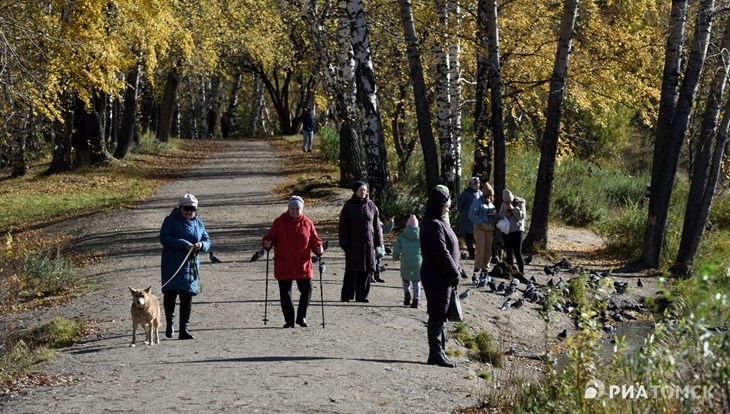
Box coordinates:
[245,74,265,137]
[434,0,456,196]
[398,0,439,191]
[674,15,730,276]
[486,0,506,206]
[524,0,579,252]
[346,0,392,203]
[642,0,715,268]
[447,0,463,196]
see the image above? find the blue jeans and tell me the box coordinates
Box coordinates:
[302,130,313,151]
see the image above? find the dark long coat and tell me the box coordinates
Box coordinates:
[420,188,462,315]
[338,194,382,272]
[160,208,211,294]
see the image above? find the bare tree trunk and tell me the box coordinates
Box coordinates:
[472,0,491,181]
[643,0,715,268]
[434,0,456,195]
[398,0,439,191]
[115,63,141,159]
[524,0,579,252]
[447,0,463,197]
[346,0,392,203]
[48,93,75,174]
[245,74,265,137]
[157,68,180,142]
[674,15,730,276]
[486,0,506,206]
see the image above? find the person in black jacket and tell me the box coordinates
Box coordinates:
[420,186,463,367]
[300,108,315,152]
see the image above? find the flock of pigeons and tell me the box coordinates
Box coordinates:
[458,256,646,340]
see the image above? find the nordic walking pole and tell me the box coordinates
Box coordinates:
[318,255,326,329]
[263,248,270,325]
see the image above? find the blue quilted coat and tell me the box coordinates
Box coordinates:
[160,208,211,294]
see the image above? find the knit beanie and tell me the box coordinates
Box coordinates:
[352,180,367,194]
[503,189,514,203]
[468,177,480,187]
[482,182,494,197]
[406,214,419,227]
[178,193,198,208]
[288,195,304,209]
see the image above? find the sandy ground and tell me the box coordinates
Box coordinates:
[0,138,653,413]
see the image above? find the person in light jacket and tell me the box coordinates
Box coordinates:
[458,177,481,260]
[160,193,211,340]
[469,182,497,278]
[392,215,422,308]
[263,196,323,328]
[498,189,527,274]
[420,187,463,368]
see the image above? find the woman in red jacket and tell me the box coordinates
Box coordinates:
[263,196,324,328]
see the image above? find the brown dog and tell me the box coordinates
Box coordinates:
[129,286,161,347]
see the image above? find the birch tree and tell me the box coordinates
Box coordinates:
[524,0,579,251]
[643,0,715,268]
[434,0,457,195]
[485,0,506,206]
[345,0,392,202]
[674,14,730,276]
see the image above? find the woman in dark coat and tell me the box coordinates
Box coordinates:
[160,193,211,340]
[339,181,382,302]
[420,187,463,367]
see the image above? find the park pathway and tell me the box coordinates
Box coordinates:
[1,139,484,413]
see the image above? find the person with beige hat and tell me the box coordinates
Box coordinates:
[469,182,497,278]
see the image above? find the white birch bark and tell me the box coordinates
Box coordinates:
[447,0,462,195]
[434,0,455,194]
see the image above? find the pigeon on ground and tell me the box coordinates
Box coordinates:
[558,257,571,269]
[503,285,516,296]
[249,248,265,262]
[511,298,524,309]
[568,265,583,274]
[530,275,537,283]
[614,281,628,294]
[459,289,472,300]
[500,299,512,310]
[611,313,623,323]
[619,310,637,321]
[547,278,554,287]
[476,277,487,289]
[323,240,329,250]
[544,266,555,275]
[602,324,615,334]
[637,278,644,287]
[496,281,505,292]
[510,277,519,287]
[556,277,566,290]
[210,252,222,263]
[524,254,533,265]
[557,329,567,340]
[384,246,392,255]
[487,280,497,292]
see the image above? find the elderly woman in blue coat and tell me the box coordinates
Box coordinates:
[160,193,211,340]
[420,187,463,368]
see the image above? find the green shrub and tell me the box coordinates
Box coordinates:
[553,188,606,226]
[708,193,730,231]
[131,131,172,155]
[20,317,87,349]
[318,125,340,164]
[18,249,77,301]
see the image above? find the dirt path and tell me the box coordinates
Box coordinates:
[1,138,653,413]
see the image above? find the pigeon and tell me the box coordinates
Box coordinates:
[503,285,516,297]
[611,313,623,323]
[487,280,497,292]
[500,299,512,310]
[524,254,533,265]
[249,248,265,262]
[209,252,222,263]
[568,265,583,274]
[527,291,540,302]
[556,277,566,290]
[510,277,519,287]
[511,298,524,309]
[384,246,392,255]
[619,310,637,321]
[557,329,567,340]
[496,281,505,292]
[458,289,472,300]
[530,275,537,283]
[557,257,571,269]
[323,240,330,250]
[472,272,479,284]
[602,324,615,334]
[476,277,487,289]
[547,278,554,287]
[637,278,644,287]
[544,266,555,275]
[614,281,628,294]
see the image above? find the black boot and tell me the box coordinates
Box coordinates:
[426,315,454,367]
[404,291,411,306]
[178,293,194,340]
[163,292,176,338]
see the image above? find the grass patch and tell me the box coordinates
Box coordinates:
[270,135,340,203]
[454,322,503,367]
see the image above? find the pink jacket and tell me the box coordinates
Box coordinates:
[263,212,322,280]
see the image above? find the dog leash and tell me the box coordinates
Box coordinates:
[161,245,196,290]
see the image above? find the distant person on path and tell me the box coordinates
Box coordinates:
[339,181,382,303]
[469,182,496,278]
[160,193,211,340]
[458,177,481,260]
[392,214,422,308]
[300,108,315,152]
[263,196,323,328]
[420,187,463,368]
[498,189,527,275]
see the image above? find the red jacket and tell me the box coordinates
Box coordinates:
[262,212,323,280]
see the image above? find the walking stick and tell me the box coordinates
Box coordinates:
[263,249,270,325]
[318,255,326,329]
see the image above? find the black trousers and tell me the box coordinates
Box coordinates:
[163,291,193,328]
[464,233,475,259]
[340,270,371,301]
[278,279,312,324]
[504,231,525,274]
[427,314,448,361]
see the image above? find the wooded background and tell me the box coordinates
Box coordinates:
[1,0,728,275]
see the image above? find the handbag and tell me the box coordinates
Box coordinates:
[447,288,464,322]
